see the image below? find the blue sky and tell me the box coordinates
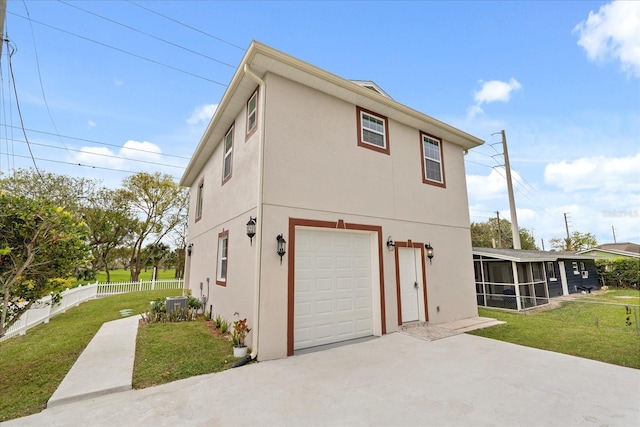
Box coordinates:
[1,1,638,247]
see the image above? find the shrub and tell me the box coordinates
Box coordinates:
[596,259,640,289]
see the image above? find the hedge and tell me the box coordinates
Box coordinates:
[596,258,640,289]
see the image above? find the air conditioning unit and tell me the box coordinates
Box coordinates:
[166,296,188,313]
[581,271,589,279]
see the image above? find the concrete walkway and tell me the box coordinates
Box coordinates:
[47,315,140,407]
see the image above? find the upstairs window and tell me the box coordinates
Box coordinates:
[246,89,258,137]
[223,125,234,183]
[420,132,446,187]
[216,230,229,286]
[195,178,204,222]
[357,106,390,155]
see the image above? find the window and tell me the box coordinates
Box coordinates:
[246,89,258,137]
[572,262,579,275]
[579,262,585,271]
[216,230,229,286]
[356,106,390,155]
[420,131,446,187]
[547,262,557,281]
[223,125,234,183]
[195,178,204,222]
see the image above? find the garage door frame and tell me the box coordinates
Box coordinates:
[287,218,386,356]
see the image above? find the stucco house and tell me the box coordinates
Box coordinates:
[180,41,484,361]
[473,247,600,311]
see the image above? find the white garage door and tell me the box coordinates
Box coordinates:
[294,228,373,350]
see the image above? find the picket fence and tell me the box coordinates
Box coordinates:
[0,278,184,342]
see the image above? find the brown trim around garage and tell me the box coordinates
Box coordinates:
[287,217,386,356]
[393,240,429,326]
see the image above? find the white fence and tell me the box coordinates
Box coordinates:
[1,279,184,342]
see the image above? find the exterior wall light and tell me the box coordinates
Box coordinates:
[187,243,193,257]
[246,217,257,245]
[386,236,395,251]
[276,234,287,264]
[425,243,434,264]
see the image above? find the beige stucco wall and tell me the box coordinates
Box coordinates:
[185,71,478,361]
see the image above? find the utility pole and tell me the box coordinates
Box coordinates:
[564,212,572,251]
[540,238,545,251]
[0,0,5,59]
[612,226,617,243]
[495,211,501,248]
[500,130,521,249]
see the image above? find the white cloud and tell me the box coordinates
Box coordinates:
[573,0,640,78]
[467,78,522,119]
[75,140,163,169]
[466,167,528,202]
[474,78,522,105]
[544,153,640,192]
[120,140,162,161]
[187,104,218,125]
[87,120,96,128]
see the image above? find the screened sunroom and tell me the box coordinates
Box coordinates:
[473,248,552,311]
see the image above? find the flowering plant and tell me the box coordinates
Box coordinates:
[232,318,251,347]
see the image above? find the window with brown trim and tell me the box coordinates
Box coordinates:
[246,89,258,138]
[195,178,204,222]
[222,124,234,184]
[420,131,446,188]
[357,106,390,155]
[216,230,229,286]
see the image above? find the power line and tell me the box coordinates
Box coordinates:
[20,1,80,165]
[10,137,187,169]
[58,0,237,69]
[126,0,245,51]
[7,11,229,86]
[8,152,182,181]
[1,124,192,159]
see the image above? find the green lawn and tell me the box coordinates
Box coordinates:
[471,289,640,369]
[93,268,178,283]
[0,290,234,422]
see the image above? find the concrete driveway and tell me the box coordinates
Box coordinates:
[3,332,639,427]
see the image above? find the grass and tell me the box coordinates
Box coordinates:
[0,289,234,422]
[93,268,178,283]
[470,289,640,369]
[133,321,234,388]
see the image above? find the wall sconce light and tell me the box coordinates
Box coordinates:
[246,216,257,245]
[187,243,193,257]
[425,242,434,264]
[386,236,395,251]
[276,234,287,264]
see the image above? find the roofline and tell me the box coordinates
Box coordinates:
[180,41,484,187]
[576,248,640,258]
[472,248,596,263]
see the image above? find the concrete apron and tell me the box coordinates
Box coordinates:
[6,326,639,427]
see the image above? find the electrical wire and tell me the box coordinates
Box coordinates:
[9,152,182,181]
[126,0,245,51]
[7,11,229,86]
[6,39,42,178]
[10,137,187,169]
[58,0,237,69]
[1,124,192,160]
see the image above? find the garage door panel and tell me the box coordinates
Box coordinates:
[294,228,374,351]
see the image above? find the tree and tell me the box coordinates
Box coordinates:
[549,231,597,252]
[0,168,97,213]
[470,218,537,250]
[82,188,136,283]
[1,193,90,337]
[120,172,188,281]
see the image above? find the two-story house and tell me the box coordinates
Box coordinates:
[180,41,484,361]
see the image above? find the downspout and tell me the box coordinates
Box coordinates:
[244,64,266,361]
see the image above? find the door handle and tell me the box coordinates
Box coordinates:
[414,281,418,289]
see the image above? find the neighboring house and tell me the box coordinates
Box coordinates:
[576,243,640,261]
[473,248,600,311]
[180,41,484,361]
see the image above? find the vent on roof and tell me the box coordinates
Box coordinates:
[350,80,392,99]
